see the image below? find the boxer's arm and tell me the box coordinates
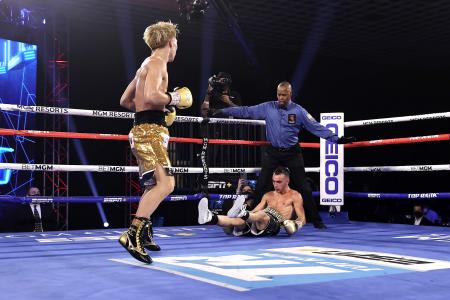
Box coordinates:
[143,60,171,105]
[293,193,306,225]
[250,194,268,213]
[120,77,136,111]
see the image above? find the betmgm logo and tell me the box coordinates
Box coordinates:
[21,164,54,171]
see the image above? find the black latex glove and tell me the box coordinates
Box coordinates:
[209,108,224,117]
[336,136,356,144]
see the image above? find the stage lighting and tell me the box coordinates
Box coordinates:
[177,0,209,21]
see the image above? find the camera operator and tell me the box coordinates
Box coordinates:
[200,72,241,117]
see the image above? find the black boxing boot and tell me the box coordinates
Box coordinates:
[119,217,152,264]
[143,221,161,251]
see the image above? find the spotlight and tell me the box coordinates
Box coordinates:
[177,0,209,21]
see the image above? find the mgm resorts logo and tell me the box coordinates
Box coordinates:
[208,181,232,189]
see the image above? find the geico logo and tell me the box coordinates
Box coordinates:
[321,116,342,120]
[324,159,339,194]
[323,122,340,195]
[325,140,338,155]
[321,198,343,203]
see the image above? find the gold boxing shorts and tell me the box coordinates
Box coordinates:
[129,123,172,188]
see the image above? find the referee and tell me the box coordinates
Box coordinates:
[216,81,354,229]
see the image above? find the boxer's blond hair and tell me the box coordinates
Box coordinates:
[143,21,179,50]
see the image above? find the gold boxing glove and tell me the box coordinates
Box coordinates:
[283,220,302,236]
[165,106,176,126]
[167,87,193,109]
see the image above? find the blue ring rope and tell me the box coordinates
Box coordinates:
[1,192,449,203]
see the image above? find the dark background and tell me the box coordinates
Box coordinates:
[1,0,449,229]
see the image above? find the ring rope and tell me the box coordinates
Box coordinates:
[0,128,319,147]
[0,103,265,125]
[1,163,449,173]
[342,192,450,199]
[0,163,263,173]
[1,191,449,204]
[0,128,448,147]
[1,103,449,127]
[345,134,450,148]
[344,112,450,127]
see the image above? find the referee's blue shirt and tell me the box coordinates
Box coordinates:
[221,100,339,148]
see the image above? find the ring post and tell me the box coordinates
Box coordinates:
[320,113,348,223]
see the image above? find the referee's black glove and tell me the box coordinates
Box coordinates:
[336,136,356,144]
[209,108,224,117]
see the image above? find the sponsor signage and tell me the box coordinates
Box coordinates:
[394,234,450,243]
[98,166,125,172]
[175,116,201,122]
[320,113,344,206]
[170,167,190,173]
[208,181,227,189]
[21,164,53,171]
[223,168,246,173]
[92,110,133,118]
[112,246,450,291]
[0,227,211,242]
[17,105,69,114]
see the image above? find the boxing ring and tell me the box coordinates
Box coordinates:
[1,223,450,299]
[1,104,450,299]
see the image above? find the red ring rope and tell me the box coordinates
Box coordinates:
[0,128,448,148]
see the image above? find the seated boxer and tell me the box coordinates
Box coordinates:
[198,167,306,237]
[118,21,192,264]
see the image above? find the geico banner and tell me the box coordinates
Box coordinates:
[320,113,344,206]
